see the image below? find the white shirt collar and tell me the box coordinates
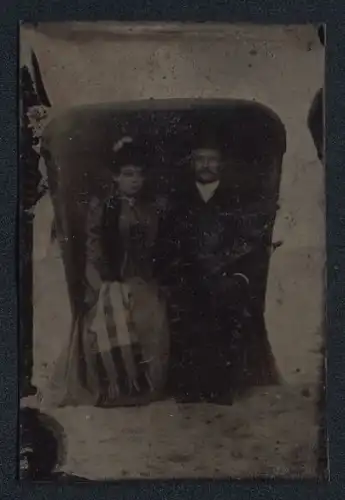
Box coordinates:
[196,180,220,202]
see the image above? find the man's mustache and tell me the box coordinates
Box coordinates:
[198,167,215,173]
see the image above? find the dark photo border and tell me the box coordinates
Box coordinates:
[1,2,344,499]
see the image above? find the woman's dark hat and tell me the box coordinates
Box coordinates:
[110,136,151,173]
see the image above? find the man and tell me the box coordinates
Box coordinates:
[155,127,280,404]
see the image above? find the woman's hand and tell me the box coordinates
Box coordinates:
[84,265,102,308]
[84,285,100,309]
[158,285,171,301]
[85,264,102,291]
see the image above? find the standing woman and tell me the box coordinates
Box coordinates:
[20,45,52,397]
[45,137,170,407]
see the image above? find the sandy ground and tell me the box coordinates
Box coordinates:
[24,195,322,480]
[23,386,319,480]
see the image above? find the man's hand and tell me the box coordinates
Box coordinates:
[217,273,249,305]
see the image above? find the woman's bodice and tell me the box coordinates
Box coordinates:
[101,196,158,282]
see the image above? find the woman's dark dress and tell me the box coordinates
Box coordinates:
[44,191,169,407]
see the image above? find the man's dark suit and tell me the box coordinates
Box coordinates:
[155,179,280,402]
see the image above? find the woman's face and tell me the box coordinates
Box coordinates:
[115,165,145,196]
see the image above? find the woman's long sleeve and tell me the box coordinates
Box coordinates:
[85,196,105,292]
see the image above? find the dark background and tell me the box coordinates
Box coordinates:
[1,4,345,500]
[42,99,286,198]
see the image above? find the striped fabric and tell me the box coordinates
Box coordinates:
[96,277,169,406]
[86,280,160,404]
[44,277,169,408]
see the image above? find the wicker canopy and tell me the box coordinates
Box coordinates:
[41,98,286,316]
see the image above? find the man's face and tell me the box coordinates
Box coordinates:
[191,148,222,184]
[115,165,145,196]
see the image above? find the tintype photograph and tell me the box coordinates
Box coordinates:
[19,22,326,480]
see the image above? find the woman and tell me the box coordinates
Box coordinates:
[43,137,169,407]
[20,46,52,398]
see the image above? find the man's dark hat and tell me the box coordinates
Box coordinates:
[190,121,223,152]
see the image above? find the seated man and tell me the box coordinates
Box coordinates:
[154,126,280,404]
